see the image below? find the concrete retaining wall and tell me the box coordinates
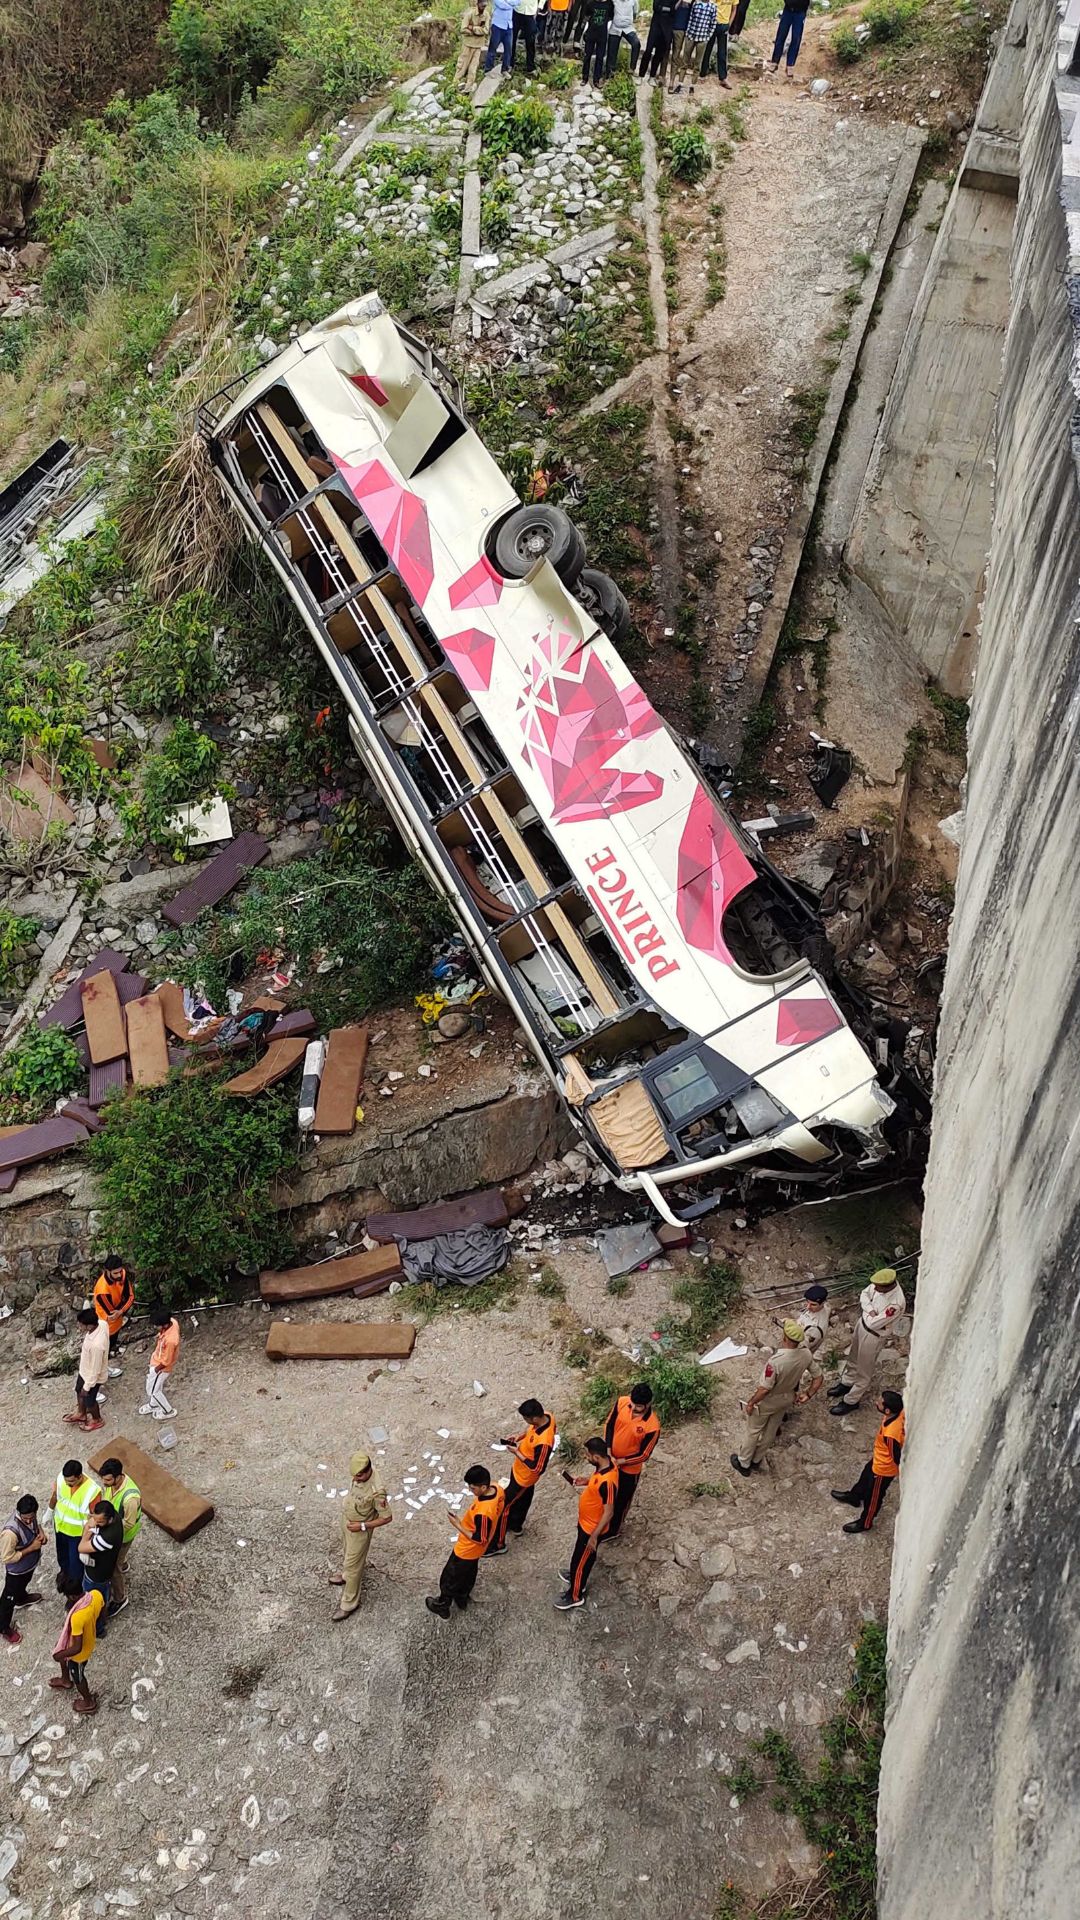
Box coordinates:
[879,1,1080,1910]
[845,2,1027,696]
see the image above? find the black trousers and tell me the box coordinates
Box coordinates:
[839,1462,893,1531]
[729,0,750,30]
[641,18,673,76]
[0,1570,33,1633]
[435,1553,480,1613]
[582,24,607,81]
[496,1476,536,1545]
[567,1525,599,1600]
[513,13,537,68]
[607,1468,640,1538]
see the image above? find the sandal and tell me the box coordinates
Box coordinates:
[328,1574,345,1586]
[49,1676,73,1691]
[63,1412,84,1425]
[73,1695,99,1715]
[80,1418,104,1432]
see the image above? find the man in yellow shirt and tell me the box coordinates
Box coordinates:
[49,1585,104,1715]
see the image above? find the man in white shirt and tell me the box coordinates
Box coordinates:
[829,1268,906,1414]
[65,1309,109,1433]
[607,0,641,70]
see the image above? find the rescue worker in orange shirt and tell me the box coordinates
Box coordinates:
[831,1390,905,1534]
[555,1436,619,1611]
[604,1382,661,1540]
[424,1465,505,1619]
[91,1254,134,1378]
[489,1397,557,1552]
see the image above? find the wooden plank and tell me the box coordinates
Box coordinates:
[220,1036,307,1097]
[366,1188,509,1242]
[88,1058,128,1109]
[0,1116,87,1172]
[266,1009,317,1041]
[126,994,170,1088]
[154,980,193,1040]
[115,971,149,1006]
[81,971,127,1065]
[313,1025,368,1135]
[161,831,270,930]
[0,1168,17,1193]
[259,1244,401,1303]
[265,1320,416,1362]
[39,948,129,1030]
[87,1436,213,1542]
[59,1100,104,1134]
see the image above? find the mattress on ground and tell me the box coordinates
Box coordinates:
[259,1244,401,1303]
[265,1320,416,1361]
[87,1436,214,1541]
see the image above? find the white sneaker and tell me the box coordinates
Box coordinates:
[138,1404,153,1416]
[108,1366,124,1379]
[152,1409,177,1421]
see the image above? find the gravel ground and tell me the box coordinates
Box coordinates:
[0,1201,910,1920]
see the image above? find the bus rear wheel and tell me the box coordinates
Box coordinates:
[491,505,586,586]
[577,567,631,645]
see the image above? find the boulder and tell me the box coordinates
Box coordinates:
[403,15,456,63]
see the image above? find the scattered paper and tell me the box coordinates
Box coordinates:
[698,1338,748,1366]
[436,1428,451,1439]
[166,793,233,844]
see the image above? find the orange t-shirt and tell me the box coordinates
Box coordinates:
[93,1269,133,1336]
[453,1486,505,1560]
[606,1395,661,1476]
[151,1319,181,1373]
[578,1464,618,1534]
[872,1411,905,1479]
[511,1414,556,1489]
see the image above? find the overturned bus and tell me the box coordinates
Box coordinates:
[201,294,921,1224]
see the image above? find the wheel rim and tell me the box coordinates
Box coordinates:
[516,525,552,562]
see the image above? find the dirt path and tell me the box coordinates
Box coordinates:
[661,55,912,751]
[0,1198,913,1918]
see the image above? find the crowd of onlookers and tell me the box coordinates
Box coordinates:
[458,0,812,92]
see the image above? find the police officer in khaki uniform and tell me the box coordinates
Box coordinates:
[329,1453,392,1621]
[829,1267,906,1414]
[730,1321,823,1475]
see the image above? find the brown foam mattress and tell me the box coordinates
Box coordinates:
[259,1244,401,1303]
[265,1321,416,1361]
[220,1036,307,1096]
[313,1024,368,1135]
[87,1436,214,1541]
[366,1188,509,1243]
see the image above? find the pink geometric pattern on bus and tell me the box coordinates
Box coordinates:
[776,997,843,1046]
[441,626,497,693]
[675,784,756,962]
[517,631,664,824]
[449,556,504,611]
[333,456,434,605]
[348,373,389,407]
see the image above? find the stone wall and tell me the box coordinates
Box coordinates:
[845,2,1027,696]
[879,1,1080,1911]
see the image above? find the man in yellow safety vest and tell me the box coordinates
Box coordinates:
[97,1458,142,1617]
[48,1460,97,1597]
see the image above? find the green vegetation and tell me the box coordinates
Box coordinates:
[477,90,555,159]
[862,0,919,43]
[689,1479,731,1501]
[411,1264,523,1319]
[927,682,969,753]
[737,694,778,784]
[0,911,40,995]
[165,847,449,1017]
[119,719,221,851]
[670,1258,742,1349]
[606,1273,631,1298]
[663,124,712,185]
[87,1070,295,1303]
[163,0,290,121]
[534,1267,567,1299]
[0,1026,83,1124]
[789,384,830,453]
[831,22,863,63]
[114,591,229,716]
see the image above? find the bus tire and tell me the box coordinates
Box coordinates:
[491,505,586,585]
[578,567,631,644]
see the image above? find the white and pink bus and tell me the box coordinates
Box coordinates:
[203,294,909,1223]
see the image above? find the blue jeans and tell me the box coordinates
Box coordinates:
[82,1568,110,1608]
[772,7,805,65]
[485,21,513,67]
[55,1532,82,1592]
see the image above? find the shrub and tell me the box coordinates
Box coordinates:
[0,1027,83,1123]
[87,1071,296,1305]
[167,848,450,1013]
[831,22,863,62]
[604,68,636,112]
[640,1351,714,1424]
[477,91,555,159]
[671,1258,742,1349]
[283,0,398,104]
[117,590,228,716]
[0,910,39,994]
[862,0,918,42]
[163,0,290,120]
[120,719,220,849]
[663,124,711,184]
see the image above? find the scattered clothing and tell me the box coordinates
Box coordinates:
[398,1224,510,1288]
